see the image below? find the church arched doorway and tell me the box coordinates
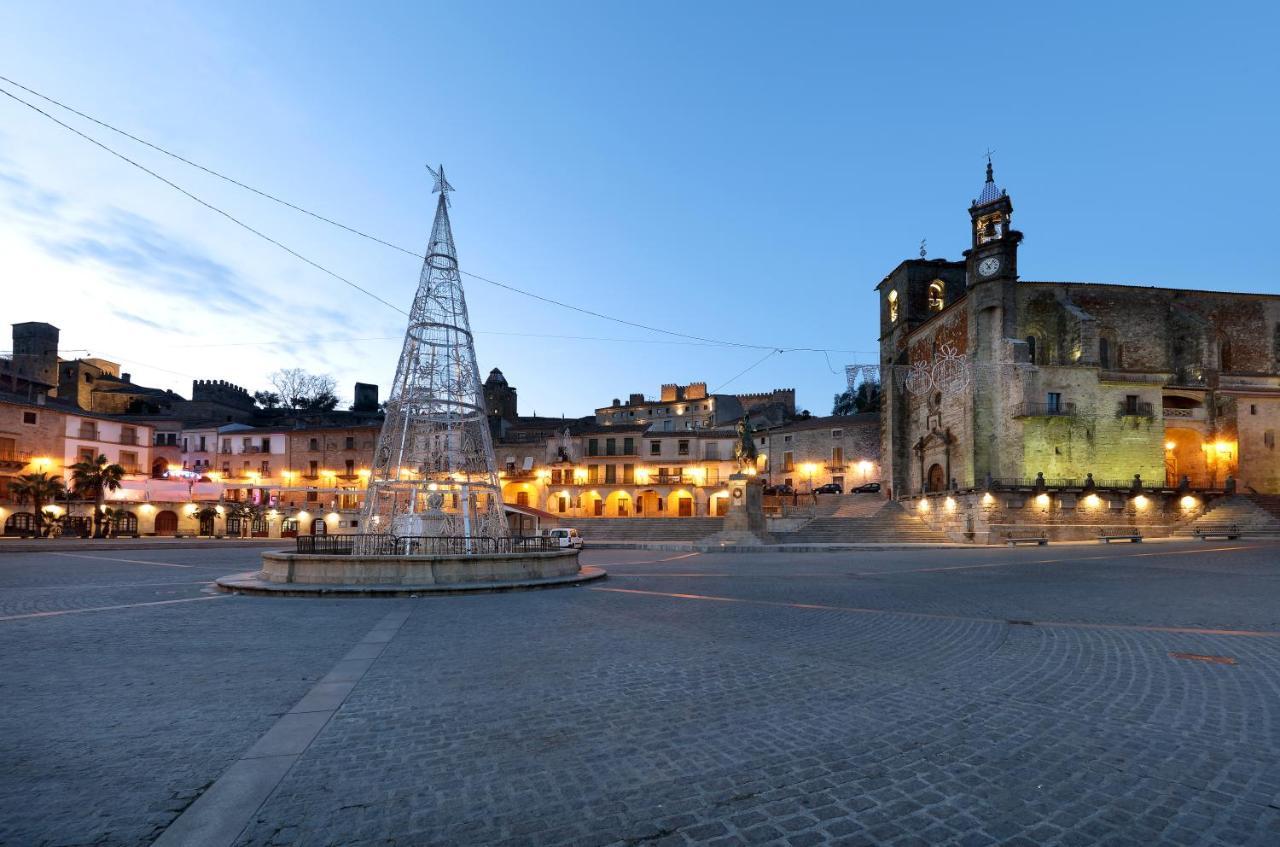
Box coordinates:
[926,463,945,493]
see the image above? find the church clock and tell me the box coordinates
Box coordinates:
[964,157,1022,285]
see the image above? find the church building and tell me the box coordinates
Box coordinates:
[878,162,1280,498]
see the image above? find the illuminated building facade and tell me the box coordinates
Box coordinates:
[878,162,1280,499]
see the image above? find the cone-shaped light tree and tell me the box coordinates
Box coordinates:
[361,166,509,544]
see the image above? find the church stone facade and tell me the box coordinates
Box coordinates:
[879,163,1280,498]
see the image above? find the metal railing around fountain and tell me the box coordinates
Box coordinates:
[295,533,558,556]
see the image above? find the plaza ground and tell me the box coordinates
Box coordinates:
[1,541,1278,846]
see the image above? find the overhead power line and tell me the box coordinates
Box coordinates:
[0,82,408,317]
[0,74,874,357]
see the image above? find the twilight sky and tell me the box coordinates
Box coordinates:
[1,2,1277,416]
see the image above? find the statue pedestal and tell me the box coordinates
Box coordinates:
[705,473,772,546]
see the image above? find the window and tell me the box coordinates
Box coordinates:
[887,290,899,323]
[783,435,792,443]
[832,447,843,465]
[1124,395,1140,415]
[588,465,600,485]
[306,490,318,502]
[1047,392,1062,413]
[221,438,231,452]
[262,461,271,475]
[832,429,843,439]
[623,464,634,484]
[605,465,617,484]
[345,436,355,450]
[783,451,794,472]
[927,280,945,312]
[623,437,635,455]
[120,451,137,471]
[309,438,319,451]
[308,460,319,477]
[650,440,661,456]
[1099,336,1111,369]
[1251,404,1258,415]
[242,437,251,450]
[261,437,270,452]
[78,447,94,463]
[222,462,231,475]
[663,420,673,431]
[605,438,617,456]
[705,442,719,460]
[678,439,690,456]
[1026,336,1037,364]
[345,460,355,476]
[1264,430,1275,449]
[588,438,599,456]
[199,436,207,451]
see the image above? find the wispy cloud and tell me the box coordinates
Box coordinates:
[109,308,169,332]
[0,166,65,219]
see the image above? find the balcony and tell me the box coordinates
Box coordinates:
[119,433,138,446]
[1162,406,1206,421]
[77,426,99,440]
[0,449,32,469]
[1116,401,1154,418]
[1014,402,1077,418]
[118,465,142,475]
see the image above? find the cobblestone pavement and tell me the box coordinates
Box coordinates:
[2,541,1279,846]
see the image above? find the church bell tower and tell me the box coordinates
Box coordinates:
[964,157,1024,485]
[964,158,1022,286]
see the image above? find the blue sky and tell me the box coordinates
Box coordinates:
[2,1,1276,416]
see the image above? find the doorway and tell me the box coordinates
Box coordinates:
[926,463,945,493]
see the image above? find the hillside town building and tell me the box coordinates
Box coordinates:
[1,325,874,536]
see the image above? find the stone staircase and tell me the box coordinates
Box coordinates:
[575,517,725,542]
[1177,495,1280,536]
[777,499,951,544]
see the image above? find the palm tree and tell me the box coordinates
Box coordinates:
[70,454,126,538]
[10,472,67,537]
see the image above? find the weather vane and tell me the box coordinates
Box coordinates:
[426,164,454,204]
[983,148,996,164]
[919,237,927,258]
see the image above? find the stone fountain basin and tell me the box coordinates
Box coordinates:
[214,549,603,596]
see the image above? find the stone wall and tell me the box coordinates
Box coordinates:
[906,489,1211,543]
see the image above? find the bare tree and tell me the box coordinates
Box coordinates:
[269,369,339,410]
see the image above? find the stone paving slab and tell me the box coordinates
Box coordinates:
[2,542,1279,846]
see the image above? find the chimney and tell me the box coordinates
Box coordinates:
[122,373,131,383]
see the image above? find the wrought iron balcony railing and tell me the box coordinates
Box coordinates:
[1117,401,1155,418]
[1013,402,1077,418]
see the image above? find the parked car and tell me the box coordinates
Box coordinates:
[851,481,881,493]
[546,527,583,549]
[814,482,843,494]
[763,483,794,496]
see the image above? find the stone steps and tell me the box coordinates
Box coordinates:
[1175,496,1280,535]
[574,518,725,541]
[778,501,950,544]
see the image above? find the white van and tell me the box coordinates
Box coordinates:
[546,527,583,549]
